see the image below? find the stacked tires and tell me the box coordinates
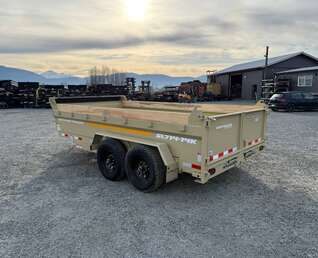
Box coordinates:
[97,139,166,192]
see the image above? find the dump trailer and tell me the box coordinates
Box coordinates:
[50,96,267,192]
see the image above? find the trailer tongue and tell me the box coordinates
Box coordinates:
[50,96,267,192]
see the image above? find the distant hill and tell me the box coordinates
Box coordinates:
[0,65,45,82]
[40,70,73,79]
[0,66,86,85]
[0,65,206,87]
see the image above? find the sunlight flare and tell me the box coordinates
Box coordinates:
[124,0,148,21]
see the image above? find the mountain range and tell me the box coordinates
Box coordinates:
[0,65,206,88]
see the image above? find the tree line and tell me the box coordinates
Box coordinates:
[89,66,127,86]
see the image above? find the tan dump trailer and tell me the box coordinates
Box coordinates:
[50,96,267,192]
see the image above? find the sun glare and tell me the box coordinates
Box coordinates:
[124,0,148,21]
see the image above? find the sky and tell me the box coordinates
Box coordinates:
[0,0,318,76]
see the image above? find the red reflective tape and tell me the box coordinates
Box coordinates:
[192,164,201,170]
[228,148,233,154]
[209,156,214,161]
[218,152,224,158]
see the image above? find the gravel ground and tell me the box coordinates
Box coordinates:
[0,108,318,258]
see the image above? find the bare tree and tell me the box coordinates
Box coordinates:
[89,66,127,86]
[89,66,97,86]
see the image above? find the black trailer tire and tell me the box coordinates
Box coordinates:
[97,139,126,181]
[125,145,166,192]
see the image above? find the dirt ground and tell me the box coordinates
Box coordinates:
[0,108,318,258]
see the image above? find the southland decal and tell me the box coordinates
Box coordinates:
[155,133,198,145]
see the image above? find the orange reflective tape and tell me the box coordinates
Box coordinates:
[85,122,152,137]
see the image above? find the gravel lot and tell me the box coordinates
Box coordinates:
[0,108,318,258]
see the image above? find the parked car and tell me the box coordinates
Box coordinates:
[269,92,318,112]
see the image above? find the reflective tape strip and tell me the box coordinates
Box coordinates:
[248,138,262,146]
[209,146,238,162]
[212,154,219,161]
[192,164,201,170]
[85,122,152,137]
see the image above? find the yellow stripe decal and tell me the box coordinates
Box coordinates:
[85,122,152,137]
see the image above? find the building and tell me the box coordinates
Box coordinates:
[213,52,318,99]
[277,66,318,93]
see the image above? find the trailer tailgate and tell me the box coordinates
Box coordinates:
[207,109,267,164]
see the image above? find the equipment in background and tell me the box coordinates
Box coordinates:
[88,84,129,96]
[36,85,65,108]
[0,87,9,109]
[0,80,22,108]
[65,85,88,97]
[132,80,152,101]
[18,82,41,108]
[151,86,179,102]
[125,77,136,95]
[261,79,290,103]
[162,86,179,102]
[139,80,151,95]
[178,80,207,102]
[206,70,223,100]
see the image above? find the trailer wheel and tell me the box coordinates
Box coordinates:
[97,139,126,181]
[125,145,165,192]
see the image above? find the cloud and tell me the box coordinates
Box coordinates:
[0,30,210,54]
[0,0,318,76]
[151,51,240,65]
[244,0,318,29]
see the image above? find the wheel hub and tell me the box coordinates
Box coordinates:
[105,154,116,171]
[136,161,150,179]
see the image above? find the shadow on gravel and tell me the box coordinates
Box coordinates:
[1,149,318,257]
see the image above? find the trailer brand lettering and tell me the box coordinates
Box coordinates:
[155,133,197,145]
[216,123,233,130]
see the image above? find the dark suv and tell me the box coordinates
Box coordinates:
[269,92,318,112]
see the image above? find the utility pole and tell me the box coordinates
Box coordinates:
[264,46,269,80]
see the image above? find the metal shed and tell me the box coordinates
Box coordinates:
[214,52,318,100]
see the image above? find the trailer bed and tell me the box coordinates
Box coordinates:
[56,100,262,125]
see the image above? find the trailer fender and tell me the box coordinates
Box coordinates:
[91,133,179,183]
